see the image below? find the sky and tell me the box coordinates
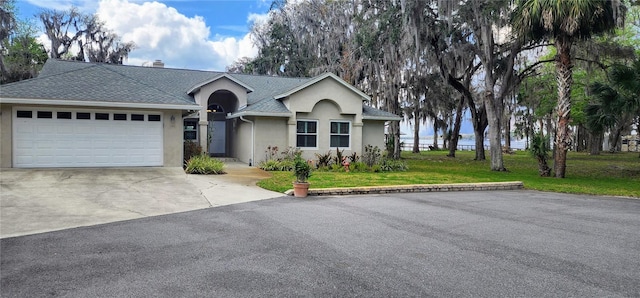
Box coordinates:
[16,0,271,71]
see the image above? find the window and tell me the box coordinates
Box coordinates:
[131,114,144,121]
[330,121,350,148]
[184,119,197,140]
[148,115,161,122]
[76,112,91,120]
[37,111,53,119]
[95,113,109,120]
[57,112,72,119]
[114,113,127,121]
[296,120,317,148]
[16,111,32,118]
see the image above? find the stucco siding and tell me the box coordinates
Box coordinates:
[0,104,12,168]
[284,78,364,116]
[231,118,252,164]
[294,99,359,160]
[362,120,386,150]
[162,110,183,167]
[254,117,288,164]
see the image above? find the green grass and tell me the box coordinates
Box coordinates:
[256,150,640,198]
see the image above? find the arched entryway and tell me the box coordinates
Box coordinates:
[207,90,238,156]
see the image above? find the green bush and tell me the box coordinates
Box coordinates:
[185,155,225,174]
[350,161,369,172]
[362,145,382,167]
[293,153,312,182]
[315,151,333,167]
[379,158,408,172]
[183,141,202,166]
[259,159,294,171]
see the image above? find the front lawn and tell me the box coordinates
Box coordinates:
[256,150,640,198]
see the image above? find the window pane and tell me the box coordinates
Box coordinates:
[297,135,316,147]
[339,135,349,147]
[131,114,144,121]
[331,122,338,134]
[76,112,91,120]
[297,121,305,133]
[57,112,72,119]
[331,135,350,148]
[16,111,32,118]
[307,121,317,133]
[340,123,349,134]
[114,113,127,120]
[37,111,53,119]
[330,135,340,147]
[297,135,306,147]
[148,115,161,121]
[95,113,109,120]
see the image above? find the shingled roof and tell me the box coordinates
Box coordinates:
[0,59,400,120]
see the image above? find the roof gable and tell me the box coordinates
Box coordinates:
[187,74,255,95]
[274,73,370,101]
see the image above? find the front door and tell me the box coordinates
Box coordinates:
[209,120,225,155]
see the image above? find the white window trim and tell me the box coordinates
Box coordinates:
[329,120,351,150]
[296,119,319,150]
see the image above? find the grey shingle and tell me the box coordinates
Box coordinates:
[2,59,400,120]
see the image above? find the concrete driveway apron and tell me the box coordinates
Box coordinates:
[0,163,283,238]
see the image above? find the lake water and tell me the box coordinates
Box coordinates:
[400,136,528,151]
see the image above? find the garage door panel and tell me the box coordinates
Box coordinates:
[13,108,164,168]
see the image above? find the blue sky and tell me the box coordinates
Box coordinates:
[16,0,272,70]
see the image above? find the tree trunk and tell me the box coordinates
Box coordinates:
[471,105,487,160]
[609,124,625,153]
[412,112,420,153]
[553,37,573,178]
[588,130,602,155]
[448,96,465,157]
[504,112,511,150]
[484,89,505,171]
[432,119,439,150]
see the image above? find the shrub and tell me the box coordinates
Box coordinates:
[259,159,294,171]
[530,133,551,177]
[281,146,302,161]
[293,153,311,183]
[362,145,381,167]
[315,151,333,168]
[183,141,202,165]
[379,158,408,172]
[185,154,225,174]
[333,148,345,165]
[348,152,359,163]
[350,161,369,172]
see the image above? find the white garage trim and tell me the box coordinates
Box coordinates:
[0,97,199,111]
[12,107,164,168]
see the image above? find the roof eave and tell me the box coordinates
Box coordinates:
[362,115,402,121]
[0,97,200,110]
[227,111,292,118]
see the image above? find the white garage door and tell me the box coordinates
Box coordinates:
[13,107,163,168]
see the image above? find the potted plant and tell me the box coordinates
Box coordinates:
[293,153,312,197]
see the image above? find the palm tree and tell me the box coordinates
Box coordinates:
[513,0,625,178]
[587,59,640,155]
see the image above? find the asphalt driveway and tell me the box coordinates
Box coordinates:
[2,190,639,297]
[0,164,282,238]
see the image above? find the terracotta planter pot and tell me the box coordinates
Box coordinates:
[293,182,310,198]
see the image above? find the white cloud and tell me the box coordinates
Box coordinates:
[248,12,270,26]
[30,0,261,71]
